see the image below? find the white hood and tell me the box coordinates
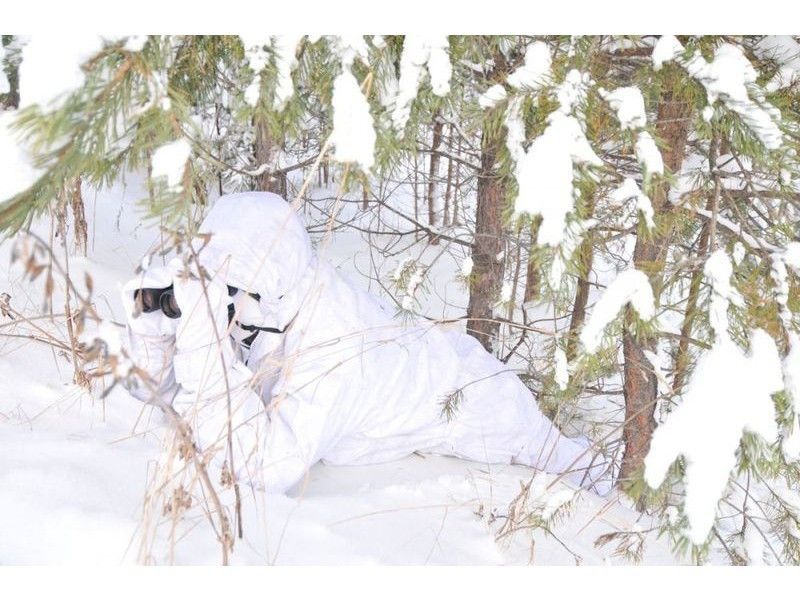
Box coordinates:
[194,192,315,329]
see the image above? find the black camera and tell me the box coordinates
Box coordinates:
[133,286,182,319]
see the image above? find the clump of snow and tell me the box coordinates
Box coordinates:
[757,36,800,92]
[556,69,591,114]
[507,41,551,90]
[548,217,595,289]
[505,69,602,247]
[334,35,370,69]
[784,241,800,274]
[645,250,784,544]
[511,111,602,246]
[0,112,43,201]
[330,68,375,171]
[391,36,452,131]
[554,346,569,391]
[652,35,684,71]
[401,266,425,311]
[18,35,106,109]
[655,38,783,150]
[151,138,191,189]
[479,84,507,109]
[634,131,664,176]
[241,36,271,107]
[600,86,647,130]
[271,35,304,111]
[610,177,655,229]
[460,256,473,278]
[580,269,655,353]
[499,281,513,304]
[732,241,747,265]
[241,35,304,110]
[123,36,148,53]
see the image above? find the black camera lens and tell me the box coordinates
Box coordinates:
[134,288,162,313]
[159,289,182,319]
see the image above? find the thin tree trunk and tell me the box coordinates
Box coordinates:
[68,177,88,256]
[254,117,286,196]
[451,135,463,226]
[1,36,19,110]
[619,73,691,484]
[443,125,454,227]
[466,127,506,353]
[672,192,716,395]
[426,115,443,244]
[523,219,541,305]
[412,155,420,240]
[566,233,595,361]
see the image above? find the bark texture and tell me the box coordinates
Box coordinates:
[466,128,506,353]
[619,73,692,484]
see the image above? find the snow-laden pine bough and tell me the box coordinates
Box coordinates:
[120,192,612,497]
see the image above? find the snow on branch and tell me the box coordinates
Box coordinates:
[330,69,375,171]
[329,36,375,171]
[644,250,784,544]
[391,36,452,131]
[579,269,655,353]
[653,36,784,150]
[151,138,192,190]
[506,70,602,247]
[18,35,106,110]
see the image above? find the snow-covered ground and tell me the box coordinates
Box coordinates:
[0,177,683,565]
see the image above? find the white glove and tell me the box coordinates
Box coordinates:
[121,264,181,403]
[171,263,236,395]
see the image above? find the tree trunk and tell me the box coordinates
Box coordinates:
[426,115,443,244]
[466,127,506,353]
[1,36,20,110]
[566,233,595,361]
[523,219,541,305]
[619,73,691,484]
[451,135,463,226]
[254,117,286,196]
[443,125,454,227]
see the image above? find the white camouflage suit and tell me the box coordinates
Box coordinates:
[121,192,610,494]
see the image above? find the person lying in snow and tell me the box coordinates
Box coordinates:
[120,192,611,495]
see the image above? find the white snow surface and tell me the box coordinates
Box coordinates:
[0,178,685,565]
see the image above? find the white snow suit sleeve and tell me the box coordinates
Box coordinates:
[168,265,268,479]
[120,265,179,404]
